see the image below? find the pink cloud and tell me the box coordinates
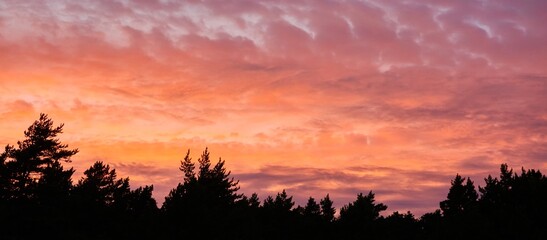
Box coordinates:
[1,0,546,215]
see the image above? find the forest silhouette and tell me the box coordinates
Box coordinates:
[1,114,546,239]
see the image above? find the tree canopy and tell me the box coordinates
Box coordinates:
[0,113,78,203]
[1,113,546,239]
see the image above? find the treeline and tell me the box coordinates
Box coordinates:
[1,114,546,239]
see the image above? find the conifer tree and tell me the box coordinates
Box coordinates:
[0,113,78,202]
[162,148,241,213]
[339,191,387,224]
[440,174,477,217]
[73,161,128,208]
[247,193,260,208]
[303,197,321,217]
[320,194,336,222]
[263,189,294,212]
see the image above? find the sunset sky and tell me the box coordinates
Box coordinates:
[1,0,546,215]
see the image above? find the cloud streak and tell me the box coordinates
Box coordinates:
[1,0,546,215]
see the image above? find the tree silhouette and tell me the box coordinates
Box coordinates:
[303,197,321,217]
[199,148,242,205]
[2,114,547,239]
[440,174,477,217]
[338,191,387,239]
[298,195,336,239]
[259,190,301,239]
[125,185,157,215]
[320,194,335,222]
[339,191,387,225]
[0,147,16,202]
[34,160,74,206]
[0,113,78,202]
[248,192,260,208]
[0,114,79,238]
[0,149,10,202]
[263,189,295,212]
[237,192,260,209]
[162,148,243,238]
[180,149,196,182]
[477,164,547,239]
[380,211,419,240]
[73,161,128,208]
[162,150,194,215]
[419,209,443,239]
[163,148,241,213]
[479,163,514,208]
[437,174,480,239]
[71,161,159,238]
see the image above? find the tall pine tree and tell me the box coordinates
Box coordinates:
[0,113,78,203]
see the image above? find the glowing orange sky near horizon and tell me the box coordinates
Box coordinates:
[1,0,546,215]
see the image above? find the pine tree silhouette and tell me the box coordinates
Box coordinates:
[303,197,321,217]
[440,174,477,217]
[339,191,387,225]
[2,114,546,239]
[162,148,243,238]
[320,194,335,222]
[0,113,78,203]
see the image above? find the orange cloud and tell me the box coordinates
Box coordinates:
[1,0,546,215]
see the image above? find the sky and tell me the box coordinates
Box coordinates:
[1,0,546,215]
